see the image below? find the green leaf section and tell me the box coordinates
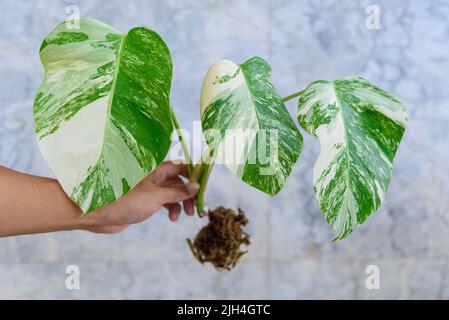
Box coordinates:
[297,76,407,240]
[34,19,173,213]
[200,57,303,195]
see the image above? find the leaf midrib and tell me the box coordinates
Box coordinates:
[330,81,357,236]
[238,63,267,171]
[239,64,263,131]
[89,33,126,196]
[98,33,126,162]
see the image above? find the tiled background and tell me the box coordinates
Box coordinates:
[0,0,448,299]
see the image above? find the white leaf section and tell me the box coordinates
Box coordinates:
[38,96,109,194]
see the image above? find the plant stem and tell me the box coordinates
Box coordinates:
[169,107,217,218]
[170,107,193,175]
[194,148,216,217]
[281,89,305,102]
[189,163,203,183]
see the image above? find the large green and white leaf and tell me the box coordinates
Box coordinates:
[34,18,173,213]
[200,57,303,195]
[298,76,407,240]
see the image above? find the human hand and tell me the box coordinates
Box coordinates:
[81,161,199,234]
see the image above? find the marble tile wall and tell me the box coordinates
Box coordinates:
[0,0,448,299]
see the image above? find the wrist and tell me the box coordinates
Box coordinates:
[48,178,127,232]
[75,201,123,230]
[76,209,105,230]
[47,178,98,231]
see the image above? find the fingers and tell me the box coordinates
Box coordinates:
[152,161,188,185]
[155,182,199,205]
[164,203,181,221]
[183,198,194,216]
[160,177,195,216]
[160,177,183,188]
[144,161,198,222]
[161,177,195,216]
[164,200,193,221]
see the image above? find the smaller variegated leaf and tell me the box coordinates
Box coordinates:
[200,57,303,195]
[298,76,407,240]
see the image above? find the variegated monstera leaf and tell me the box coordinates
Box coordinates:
[34,19,173,213]
[200,57,303,195]
[298,76,407,240]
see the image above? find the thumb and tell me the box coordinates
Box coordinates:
[154,182,200,205]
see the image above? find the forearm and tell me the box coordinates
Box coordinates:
[0,166,91,237]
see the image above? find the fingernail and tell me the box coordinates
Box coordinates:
[187,182,200,193]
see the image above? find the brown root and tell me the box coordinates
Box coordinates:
[187,207,250,271]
